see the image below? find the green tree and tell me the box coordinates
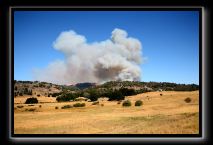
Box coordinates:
[88,89,99,101]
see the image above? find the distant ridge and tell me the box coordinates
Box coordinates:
[75,82,96,90]
[14,80,199,95]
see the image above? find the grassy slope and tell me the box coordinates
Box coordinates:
[14,91,199,134]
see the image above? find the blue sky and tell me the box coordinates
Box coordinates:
[14,11,199,84]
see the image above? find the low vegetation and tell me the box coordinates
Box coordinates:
[56,93,77,102]
[25,108,36,112]
[184,97,192,103]
[92,101,99,105]
[14,81,199,105]
[14,90,199,134]
[73,103,86,107]
[122,100,131,107]
[17,105,24,108]
[61,105,73,109]
[135,100,143,106]
[106,90,125,101]
[25,97,38,104]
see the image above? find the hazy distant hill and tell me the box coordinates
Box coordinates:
[75,82,96,90]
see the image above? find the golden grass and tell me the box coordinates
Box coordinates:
[14,91,199,134]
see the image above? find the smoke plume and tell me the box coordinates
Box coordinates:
[33,28,143,84]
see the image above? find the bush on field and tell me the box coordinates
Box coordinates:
[25,108,36,112]
[135,100,143,106]
[55,106,59,109]
[25,97,38,104]
[122,100,131,107]
[56,93,77,102]
[92,101,99,105]
[119,88,136,96]
[61,105,73,109]
[73,103,86,107]
[17,105,24,108]
[88,89,99,101]
[184,97,191,103]
[106,90,125,101]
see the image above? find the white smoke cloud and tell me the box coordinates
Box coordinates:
[33,28,143,85]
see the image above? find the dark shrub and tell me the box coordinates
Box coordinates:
[37,94,40,97]
[52,92,62,97]
[122,100,131,107]
[106,90,125,101]
[17,105,24,108]
[39,105,42,108]
[73,103,86,107]
[92,101,99,105]
[55,106,58,109]
[28,104,34,106]
[56,93,77,102]
[61,105,73,109]
[25,97,38,104]
[88,89,99,101]
[120,88,136,96]
[184,97,191,103]
[135,89,151,94]
[160,94,163,96]
[173,84,199,91]
[135,100,143,106]
[101,104,104,107]
[25,108,36,112]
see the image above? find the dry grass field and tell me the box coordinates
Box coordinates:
[14,91,199,134]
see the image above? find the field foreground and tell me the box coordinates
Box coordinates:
[14,91,199,134]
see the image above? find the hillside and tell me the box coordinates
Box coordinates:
[14,90,199,134]
[14,80,199,102]
[14,80,199,134]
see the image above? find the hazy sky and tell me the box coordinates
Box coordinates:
[14,11,199,84]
